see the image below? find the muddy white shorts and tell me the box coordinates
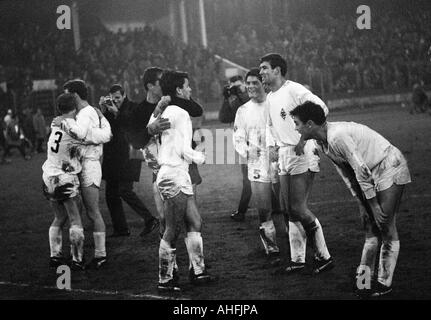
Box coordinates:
[278,140,320,176]
[363,146,411,199]
[79,159,102,188]
[156,165,194,201]
[248,160,279,184]
[43,172,80,201]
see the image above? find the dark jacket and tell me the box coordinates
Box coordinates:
[126,97,203,149]
[218,92,249,124]
[102,97,142,182]
[125,99,157,149]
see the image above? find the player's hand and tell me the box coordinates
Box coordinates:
[294,140,306,156]
[372,206,389,231]
[268,145,279,162]
[196,151,206,165]
[98,97,106,110]
[359,164,372,179]
[51,116,63,127]
[368,198,388,230]
[106,104,119,115]
[148,117,171,135]
[153,96,171,117]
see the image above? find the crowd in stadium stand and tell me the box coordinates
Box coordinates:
[0,22,223,108]
[0,3,430,116]
[212,7,431,95]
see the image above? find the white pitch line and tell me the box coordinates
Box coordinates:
[0,281,188,300]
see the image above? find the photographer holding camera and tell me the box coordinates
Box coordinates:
[218,75,253,221]
[218,75,249,124]
[100,84,160,238]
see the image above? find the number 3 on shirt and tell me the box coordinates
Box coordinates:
[51,131,63,153]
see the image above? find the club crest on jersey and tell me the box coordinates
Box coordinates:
[280,108,287,120]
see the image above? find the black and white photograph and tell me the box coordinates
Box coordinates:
[0,0,430,307]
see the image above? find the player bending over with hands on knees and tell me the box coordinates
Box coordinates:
[290,101,411,298]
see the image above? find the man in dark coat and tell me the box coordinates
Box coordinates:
[218,75,252,221]
[101,84,159,237]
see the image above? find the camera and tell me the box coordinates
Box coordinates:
[100,95,114,106]
[223,84,241,98]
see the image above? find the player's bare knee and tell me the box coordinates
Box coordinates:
[258,208,271,222]
[52,217,67,228]
[163,227,178,244]
[380,222,398,240]
[185,214,202,232]
[289,204,306,220]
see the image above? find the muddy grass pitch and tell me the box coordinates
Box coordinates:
[1,105,430,300]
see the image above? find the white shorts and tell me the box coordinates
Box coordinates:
[278,141,320,176]
[43,172,80,201]
[79,159,102,188]
[363,146,411,199]
[156,166,194,201]
[248,161,279,184]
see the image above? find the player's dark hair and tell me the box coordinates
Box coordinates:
[109,84,124,95]
[245,68,262,83]
[290,101,326,125]
[160,70,188,97]
[142,67,163,91]
[63,79,88,100]
[260,53,287,77]
[56,93,77,114]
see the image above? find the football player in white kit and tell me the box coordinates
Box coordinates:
[60,79,112,269]
[147,70,216,292]
[259,53,333,275]
[290,101,411,297]
[233,68,281,264]
[43,93,85,270]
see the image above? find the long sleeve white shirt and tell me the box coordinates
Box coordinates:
[318,121,392,199]
[148,105,205,171]
[233,99,274,166]
[61,105,112,160]
[266,80,328,147]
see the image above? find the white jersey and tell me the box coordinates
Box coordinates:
[266,80,328,147]
[61,105,112,161]
[42,121,83,176]
[233,98,277,182]
[148,105,205,171]
[233,99,271,159]
[318,122,393,198]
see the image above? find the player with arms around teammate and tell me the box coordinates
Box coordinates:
[59,79,112,269]
[259,53,333,274]
[233,68,280,263]
[147,70,216,292]
[43,93,85,270]
[290,101,411,297]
